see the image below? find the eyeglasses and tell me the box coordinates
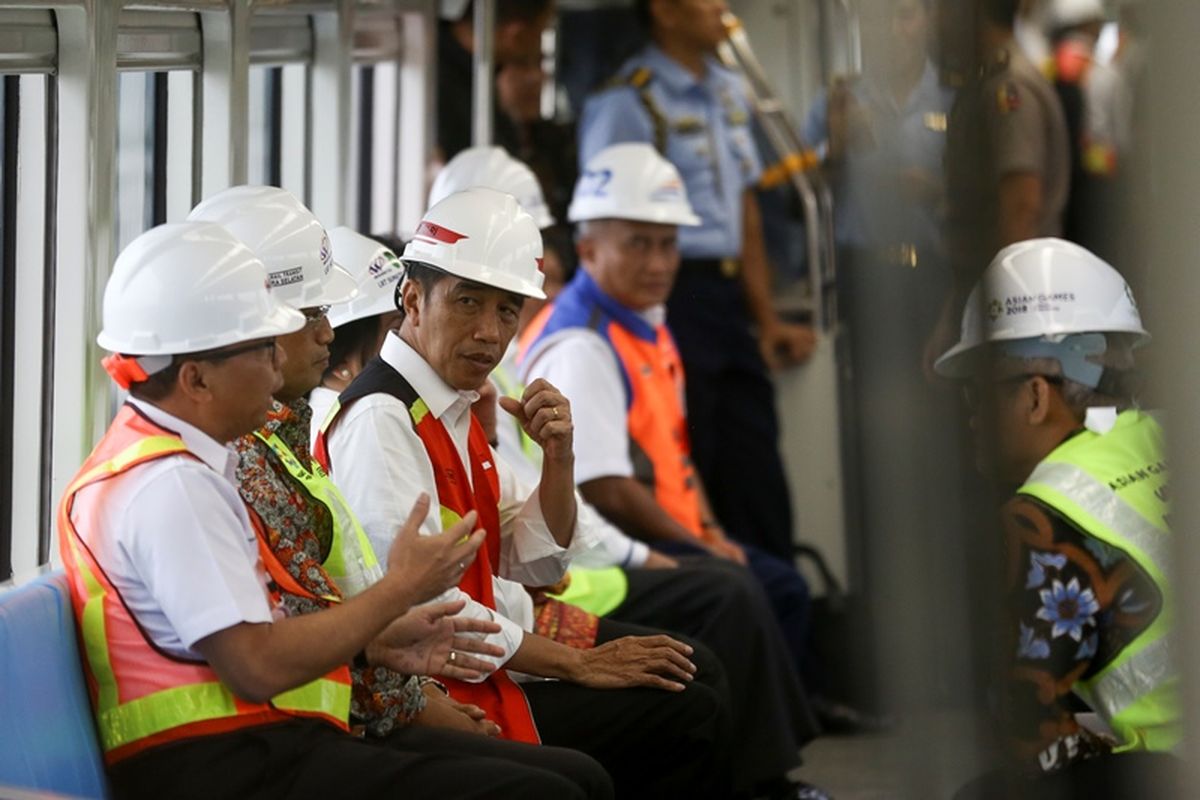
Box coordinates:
[961,373,1062,410]
[189,338,278,364]
[302,305,331,326]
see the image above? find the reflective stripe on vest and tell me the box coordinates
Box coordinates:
[60,405,351,764]
[254,430,383,597]
[1018,410,1178,751]
[316,359,541,745]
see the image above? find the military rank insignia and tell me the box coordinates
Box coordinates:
[996,82,1021,114]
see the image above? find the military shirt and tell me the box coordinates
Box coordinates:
[803,61,954,257]
[578,44,763,259]
[945,42,1071,289]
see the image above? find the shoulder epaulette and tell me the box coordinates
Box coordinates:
[593,65,668,154]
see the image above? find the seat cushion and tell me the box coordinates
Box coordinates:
[0,572,109,798]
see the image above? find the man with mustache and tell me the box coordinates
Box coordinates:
[319,187,734,798]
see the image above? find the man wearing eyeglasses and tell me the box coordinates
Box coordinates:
[60,221,616,799]
[936,238,1179,795]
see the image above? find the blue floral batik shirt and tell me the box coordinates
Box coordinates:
[999,493,1161,774]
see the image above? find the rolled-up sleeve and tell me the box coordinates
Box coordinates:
[328,397,525,673]
[495,453,599,587]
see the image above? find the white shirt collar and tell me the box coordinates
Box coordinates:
[126,397,240,483]
[638,305,666,328]
[380,332,480,421]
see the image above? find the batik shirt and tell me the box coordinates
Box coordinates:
[234,398,426,737]
[1000,493,1161,773]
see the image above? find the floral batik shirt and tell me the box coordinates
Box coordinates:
[234,398,427,737]
[999,493,1161,774]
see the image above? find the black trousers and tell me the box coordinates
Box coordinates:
[667,267,795,562]
[108,717,613,800]
[611,557,819,790]
[524,617,734,800]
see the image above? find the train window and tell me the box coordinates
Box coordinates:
[1,72,55,581]
[248,63,310,201]
[352,11,404,237]
[115,72,152,252]
[250,12,314,203]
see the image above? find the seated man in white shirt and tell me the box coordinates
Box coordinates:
[521,144,824,719]
[319,188,734,799]
[63,221,609,799]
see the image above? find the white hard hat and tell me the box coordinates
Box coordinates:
[1051,0,1106,28]
[98,222,305,375]
[935,238,1149,382]
[326,227,406,329]
[568,142,701,227]
[429,146,556,230]
[188,185,357,308]
[402,187,546,300]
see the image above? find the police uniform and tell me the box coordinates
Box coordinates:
[803,65,963,618]
[945,41,1071,294]
[578,44,796,562]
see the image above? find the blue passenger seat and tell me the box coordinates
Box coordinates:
[0,572,109,799]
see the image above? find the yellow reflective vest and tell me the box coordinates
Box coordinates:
[60,405,351,764]
[1018,410,1179,752]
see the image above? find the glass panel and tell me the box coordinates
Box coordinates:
[164,70,195,222]
[369,61,399,237]
[114,71,151,253]
[279,63,308,202]
[3,74,54,577]
[247,65,271,186]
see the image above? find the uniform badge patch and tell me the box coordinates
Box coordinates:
[996,82,1021,114]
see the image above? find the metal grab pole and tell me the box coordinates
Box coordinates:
[718,13,837,331]
[472,0,495,147]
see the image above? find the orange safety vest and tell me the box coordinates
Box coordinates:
[316,360,541,744]
[59,403,352,765]
[523,270,704,538]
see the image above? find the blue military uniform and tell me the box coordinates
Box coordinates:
[579,44,797,564]
[802,62,953,260]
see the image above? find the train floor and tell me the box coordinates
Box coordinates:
[790,709,987,799]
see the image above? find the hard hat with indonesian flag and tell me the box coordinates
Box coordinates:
[97,222,306,389]
[568,142,701,227]
[188,185,357,308]
[935,238,1148,388]
[429,146,556,230]
[401,187,547,300]
[326,227,407,329]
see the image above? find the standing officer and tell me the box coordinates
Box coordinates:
[577,0,814,561]
[925,0,1071,374]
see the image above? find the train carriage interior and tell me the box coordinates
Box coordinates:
[0,0,1197,797]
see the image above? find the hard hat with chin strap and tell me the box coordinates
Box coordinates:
[935,238,1148,388]
[401,187,546,300]
[568,142,701,227]
[188,185,357,308]
[430,146,556,230]
[326,227,406,329]
[97,222,306,387]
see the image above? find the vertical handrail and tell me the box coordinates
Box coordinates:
[833,0,862,75]
[718,13,838,332]
[471,0,494,147]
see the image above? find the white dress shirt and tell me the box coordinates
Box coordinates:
[71,399,275,659]
[326,333,597,675]
[308,385,339,447]
[494,342,649,570]
[521,304,671,488]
